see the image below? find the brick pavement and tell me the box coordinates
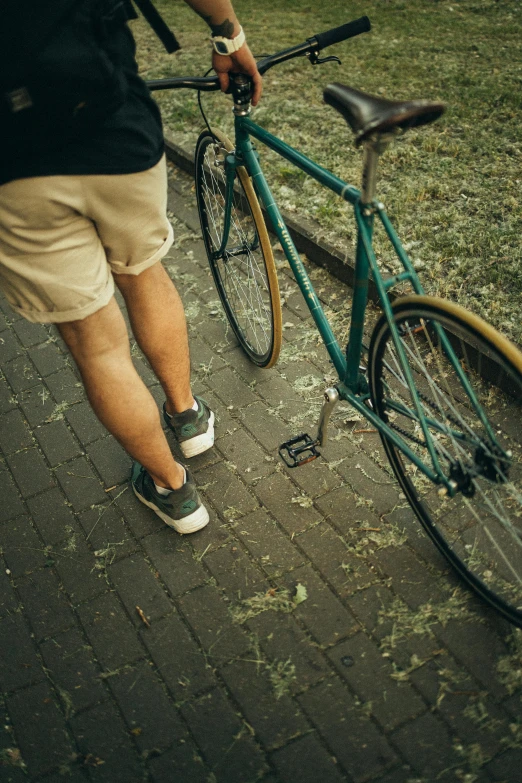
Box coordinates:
[0,162,520,783]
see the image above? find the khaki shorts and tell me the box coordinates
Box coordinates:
[0,156,174,323]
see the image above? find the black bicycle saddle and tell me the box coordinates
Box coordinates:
[324,83,445,145]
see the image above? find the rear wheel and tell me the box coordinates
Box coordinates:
[195,129,282,367]
[369,295,522,626]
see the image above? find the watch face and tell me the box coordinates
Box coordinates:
[215,41,229,55]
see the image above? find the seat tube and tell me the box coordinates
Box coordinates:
[345,212,373,390]
[345,139,385,391]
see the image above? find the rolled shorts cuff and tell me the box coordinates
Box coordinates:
[110,221,174,277]
[9,276,116,324]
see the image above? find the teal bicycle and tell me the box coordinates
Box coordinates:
[148,17,522,627]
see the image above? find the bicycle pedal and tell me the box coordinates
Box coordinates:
[279,433,321,468]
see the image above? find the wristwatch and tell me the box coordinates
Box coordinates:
[211,26,246,56]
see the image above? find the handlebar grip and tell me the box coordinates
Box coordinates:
[312,16,371,51]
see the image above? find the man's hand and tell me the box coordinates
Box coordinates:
[212,43,262,106]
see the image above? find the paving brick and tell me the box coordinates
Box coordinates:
[371,545,446,610]
[77,591,144,671]
[65,399,107,445]
[109,555,172,626]
[197,460,258,520]
[141,529,208,596]
[0,516,46,577]
[203,542,268,599]
[34,418,82,467]
[283,455,343,500]
[140,611,216,699]
[178,583,251,663]
[53,535,113,604]
[148,740,209,783]
[7,446,55,497]
[87,437,131,488]
[112,484,164,538]
[295,523,376,598]
[235,507,305,577]
[180,688,268,783]
[436,619,510,701]
[332,450,402,516]
[39,626,106,714]
[0,566,18,618]
[0,409,33,454]
[189,333,228,376]
[314,486,387,538]
[383,503,451,572]
[240,400,292,452]
[77,503,135,562]
[0,467,24,523]
[26,486,80,546]
[71,700,144,782]
[18,384,58,427]
[298,678,397,782]
[326,632,426,731]
[220,658,310,750]
[346,584,397,638]
[108,663,186,754]
[45,367,84,405]
[200,388,241,441]
[254,472,322,534]
[0,378,17,414]
[270,732,347,783]
[28,341,68,377]
[247,611,330,691]
[216,427,275,486]
[55,456,108,510]
[223,343,279,384]
[16,567,76,641]
[0,613,43,691]
[486,748,522,781]
[2,355,41,393]
[12,319,49,348]
[282,564,358,647]
[389,711,455,778]
[6,680,75,778]
[0,330,23,364]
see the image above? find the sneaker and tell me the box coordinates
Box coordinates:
[131,462,209,534]
[163,396,215,458]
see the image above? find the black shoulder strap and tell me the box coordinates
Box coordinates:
[131,0,181,53]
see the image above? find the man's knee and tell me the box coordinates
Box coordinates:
[58,296,129,361]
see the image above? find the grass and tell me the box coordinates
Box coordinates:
[132,0,522,345]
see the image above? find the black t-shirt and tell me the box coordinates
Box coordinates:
[0,24,164,186]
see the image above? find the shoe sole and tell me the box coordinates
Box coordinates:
[180,411,215,459]
[132,486,209,534]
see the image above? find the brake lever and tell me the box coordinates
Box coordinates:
[308,51,342,66]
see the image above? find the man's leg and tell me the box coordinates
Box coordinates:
[58,296,185,490]
[115,261,193,415]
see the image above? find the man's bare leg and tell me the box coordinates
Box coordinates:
[115,261,194,416]
[58,296,185,490]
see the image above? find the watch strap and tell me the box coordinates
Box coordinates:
[211,26,245,56]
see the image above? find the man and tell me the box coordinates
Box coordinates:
[0,0,261,534]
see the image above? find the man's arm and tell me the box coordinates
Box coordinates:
[183,0,262,105]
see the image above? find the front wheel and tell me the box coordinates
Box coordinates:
[194,129,282,368]
[369,295,522,627]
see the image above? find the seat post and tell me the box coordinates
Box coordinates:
[360,134,394,204]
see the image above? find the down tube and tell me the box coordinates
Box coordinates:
[239,141,347,379]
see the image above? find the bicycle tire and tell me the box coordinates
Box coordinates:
[195,129,282,368]
[368,294,522,626]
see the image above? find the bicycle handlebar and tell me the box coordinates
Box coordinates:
[146,16,371,92]
[311,16,371,52]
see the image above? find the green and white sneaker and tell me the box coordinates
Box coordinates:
[163,396,215,458]
[131,462,209,534]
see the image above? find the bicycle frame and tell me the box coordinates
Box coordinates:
[215,112,502,491]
